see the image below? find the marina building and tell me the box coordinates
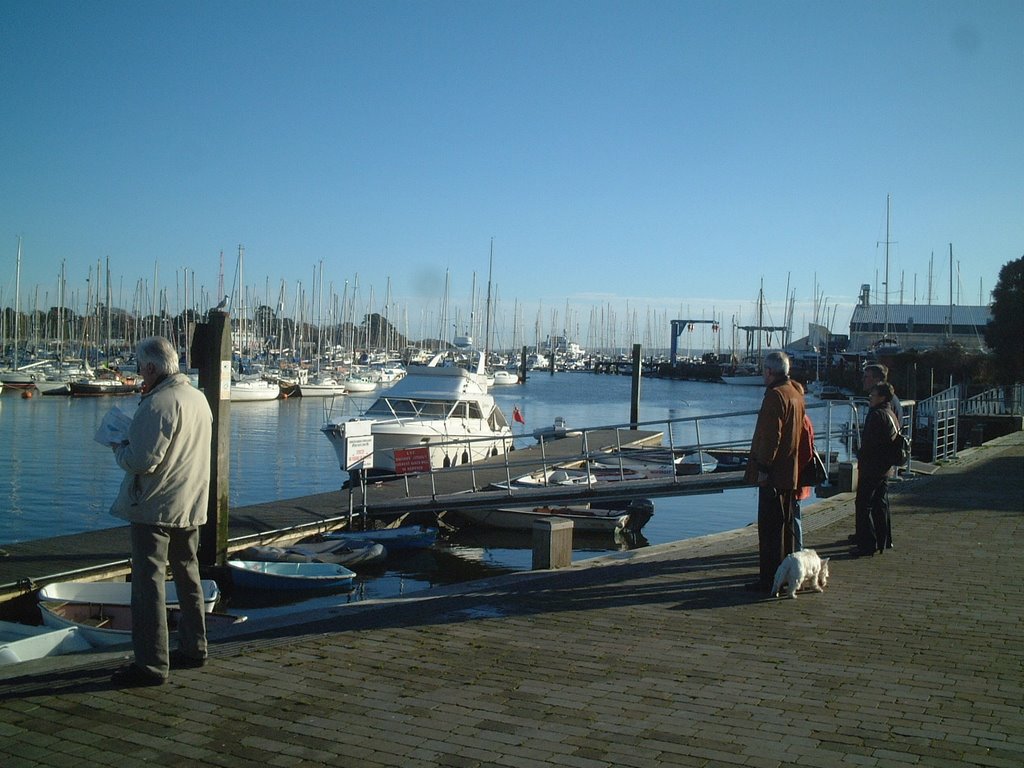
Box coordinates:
[848,284,991,353]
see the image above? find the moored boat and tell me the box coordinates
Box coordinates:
[323,524,438,551]
[492,467,597,489]
[298,375,347,398]
[38,578,220,613]
[69,373,141,396]
[0,620,94,665]
[342,375,377,393]
[227,560,356,591]
[230,379,281,401]
[491,369,518,385]
[237,538,388,568]
[321,349,513,475]
[449,499,653,535]
[678,451,719,474]
[38,602,246,648]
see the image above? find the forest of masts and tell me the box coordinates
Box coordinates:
[2,246,838,367]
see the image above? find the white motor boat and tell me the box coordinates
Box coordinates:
[321,350,513,475]
[342,375,378,393]
[230,379,280,401]
[491,369,519,385]
[299,374,347,398]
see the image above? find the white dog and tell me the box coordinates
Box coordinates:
[770,549,830,599]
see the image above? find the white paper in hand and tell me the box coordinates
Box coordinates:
[94,406,134,446]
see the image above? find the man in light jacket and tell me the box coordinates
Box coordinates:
[744,351,806,593]
[110,336,212,686]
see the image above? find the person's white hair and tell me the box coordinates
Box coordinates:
[763,350,790,377]
[136,336,179,376]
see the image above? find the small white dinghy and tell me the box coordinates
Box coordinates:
[37,579,220,613]
[227,560,356,591]
[38,602,246,648]
[0,620,94,666]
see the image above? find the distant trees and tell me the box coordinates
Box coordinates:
[984,255,1024,385]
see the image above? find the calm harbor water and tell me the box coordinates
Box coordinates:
[1,373,849,613]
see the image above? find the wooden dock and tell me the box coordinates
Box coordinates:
[0,428,750,610]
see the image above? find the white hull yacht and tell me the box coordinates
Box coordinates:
[321,350,513,475]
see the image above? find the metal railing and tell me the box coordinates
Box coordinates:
[914,386,959,462]
[339,399,863,514]
[961,384,1024,416]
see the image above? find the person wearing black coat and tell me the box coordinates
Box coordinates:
[854,382,899,555]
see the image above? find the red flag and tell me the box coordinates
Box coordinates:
[512,405,525,425]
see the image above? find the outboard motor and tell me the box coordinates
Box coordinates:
[625,498,654,533]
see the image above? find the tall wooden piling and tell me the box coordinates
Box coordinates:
[190,310,233,567]
[630,343,642,428]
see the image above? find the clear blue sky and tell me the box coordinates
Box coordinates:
[2,1,1021,350]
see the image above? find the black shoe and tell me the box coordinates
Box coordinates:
[170,650,207,669]
[850,547,874,558]
[111,663,166,688]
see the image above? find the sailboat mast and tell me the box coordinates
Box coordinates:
[13,236,21,369]
[948,243,954,338]
[484,238,494,360]
[883,194,890,339]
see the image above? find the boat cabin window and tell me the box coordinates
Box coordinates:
[366,398,415,417]
[418,400,452,417]
[367,397,457,419]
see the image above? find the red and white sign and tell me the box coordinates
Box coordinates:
[393,446,432,475]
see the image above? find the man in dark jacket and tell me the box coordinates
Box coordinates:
[854,382,899,555]
[744,351,806,593]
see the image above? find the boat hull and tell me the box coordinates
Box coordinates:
[451,505,630,534]
[0,620,94,665]
[237,540,388,568]
[230,381,281,401]
[69,380,140,396]
[323,525,438,551]
[38,603,245,648]
[321,353,513,474]
[38,579,220,613]
[228,560,356,591]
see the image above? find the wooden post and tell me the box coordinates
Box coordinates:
[630,343,642,429]
[190,310,232,567]
[532,517,573,569]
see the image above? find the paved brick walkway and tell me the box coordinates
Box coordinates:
[2,433,1021,768]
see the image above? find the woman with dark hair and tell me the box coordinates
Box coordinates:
[854,382,898,556]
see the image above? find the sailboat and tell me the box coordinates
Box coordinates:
[721,280,788,385]
[0,238,46,390]
[299,261,347,397]
[229,246,280,402]
[68,257,142,396]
